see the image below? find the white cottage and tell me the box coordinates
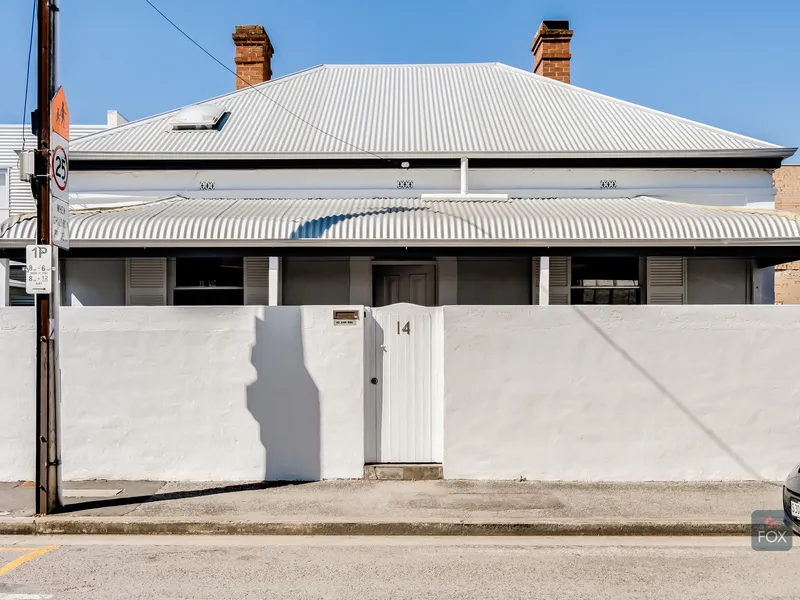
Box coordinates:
[1,22,797,308]
[1,21,798,482]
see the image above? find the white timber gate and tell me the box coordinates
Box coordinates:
[365,303,443,464]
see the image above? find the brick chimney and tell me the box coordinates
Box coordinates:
[232,25,274,90]
[531,20,573,84]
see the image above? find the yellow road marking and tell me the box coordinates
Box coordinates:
[0,546,57,577]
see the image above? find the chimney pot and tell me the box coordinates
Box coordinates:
[232,25,275,90]
[532,19,573,84]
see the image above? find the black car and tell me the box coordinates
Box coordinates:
[784,463,800,535]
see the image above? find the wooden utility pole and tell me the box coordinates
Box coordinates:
[35,0,61,515]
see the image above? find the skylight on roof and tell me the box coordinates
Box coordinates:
[171,103,227,130]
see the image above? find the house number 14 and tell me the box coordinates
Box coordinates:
[398,321,411,335]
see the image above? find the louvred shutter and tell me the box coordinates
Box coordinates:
[549,256,571,305]
[126,258,166,306]
[646,257,686,304]
[244,257,270,305]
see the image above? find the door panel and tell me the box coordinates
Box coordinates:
[376,274,401,306]
[409,273,428,305]
[366,304,442,463]
[373,265,435,307]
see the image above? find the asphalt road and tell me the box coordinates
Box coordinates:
[0,536,797,599]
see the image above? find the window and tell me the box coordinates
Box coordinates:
[0,168,9,222]
[0,169,7,207]
[8,261,34,306]
[570,257,641,305]
[170,103,227,130]
[173,257,244,305]
[10,286,34,306]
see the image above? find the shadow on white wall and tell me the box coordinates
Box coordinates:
[246,307,321,481]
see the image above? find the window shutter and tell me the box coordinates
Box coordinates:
[549,256,571,305]
[244,257,270,305]
[646,257,686,304]
[531,257,540,304]
[126,258,166,306]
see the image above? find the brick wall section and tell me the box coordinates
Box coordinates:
[232,25,274,90]
[531,21,573,84]
[774,165,800,303]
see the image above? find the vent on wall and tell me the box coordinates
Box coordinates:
[170,103,228,131]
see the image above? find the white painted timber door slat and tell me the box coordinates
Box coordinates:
[368,304,442,463]
[126,258,166,306]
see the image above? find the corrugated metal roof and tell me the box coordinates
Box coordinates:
[0,124,105,215]
[70,64,793,160]
[2,196,799,247]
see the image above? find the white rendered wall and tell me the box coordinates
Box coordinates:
[0,309,34,480]
[0,306,364,481]
[5,304,800,482]
[443,305,800,481]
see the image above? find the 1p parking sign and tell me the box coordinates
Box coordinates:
[752,510,792,551]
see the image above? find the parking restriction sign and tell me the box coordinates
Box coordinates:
[25,245,53,294]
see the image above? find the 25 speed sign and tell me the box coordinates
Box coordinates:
[51,145,68,192]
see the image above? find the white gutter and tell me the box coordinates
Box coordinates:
[460,157,468,195]
[5,238,800,249]
[69,147,799,161]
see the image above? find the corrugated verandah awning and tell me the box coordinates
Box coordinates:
[2,196,800,248]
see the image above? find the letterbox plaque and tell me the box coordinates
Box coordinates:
[333,309,359,326]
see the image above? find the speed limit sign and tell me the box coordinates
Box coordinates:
[51,145,68,193]
[51,86,70,249]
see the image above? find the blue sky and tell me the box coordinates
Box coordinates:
[1,0,799,160]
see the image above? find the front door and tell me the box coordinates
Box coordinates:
[365,303,442,464]
[373,265,436,307]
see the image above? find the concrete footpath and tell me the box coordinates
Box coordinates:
[0,480,783,536]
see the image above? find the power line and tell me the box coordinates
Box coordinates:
[21,0,36,155]
[142,0,396,165]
